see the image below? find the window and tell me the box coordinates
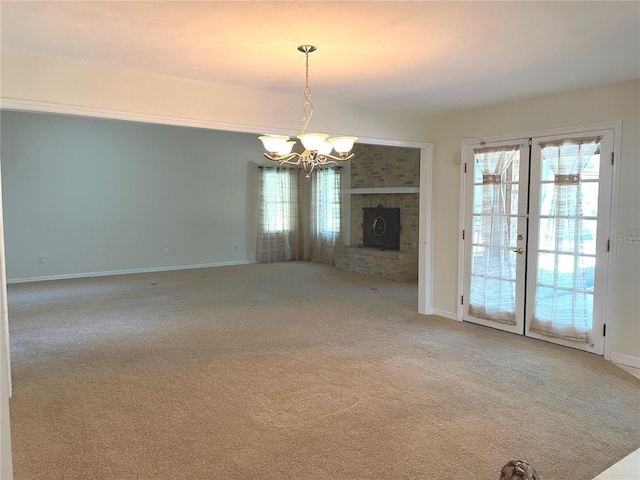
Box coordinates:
[262,169,294,233]
[256,167,302,263]
[315,168,341,238]
[256,166,339,264]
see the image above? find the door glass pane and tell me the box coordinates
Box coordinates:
[537,253,575,288]
[505,183,520,215]
[472,186,485,214]
[581,256,596,291]
[539,183,556,216]
[582,149,600,180]
[534,287,593,325]
[580,182,599,216]
[537,253,556,286]
[540,254,595,289]
[538,218,598,255]
[472,215,518,246]
[540,181,599,217]
[506,156,520,182]
[540,157,555,181]
[581,220,597,255]
[539,217,578,252]
[473,160,483,183]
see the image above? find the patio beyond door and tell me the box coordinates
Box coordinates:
[462,130,613,354]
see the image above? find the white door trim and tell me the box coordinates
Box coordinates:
[604,124,623,362]
[419,145,434,315]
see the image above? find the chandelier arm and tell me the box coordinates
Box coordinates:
[278,157,304,166]
[320,153,355,162]
[315,159,339,167]
[263,152,302,164]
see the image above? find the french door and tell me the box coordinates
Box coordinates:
[461,129,614,354]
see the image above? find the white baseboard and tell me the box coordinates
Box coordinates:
[610,351,640,369]
[7,260,256,284]
[431,308,459,321]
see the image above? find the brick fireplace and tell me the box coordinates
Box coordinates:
[334,143,420,282]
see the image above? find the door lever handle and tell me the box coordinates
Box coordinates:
[509,247,524,254]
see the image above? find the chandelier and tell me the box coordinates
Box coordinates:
[259,45,357,179]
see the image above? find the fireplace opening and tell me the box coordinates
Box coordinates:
[360,204,400,251]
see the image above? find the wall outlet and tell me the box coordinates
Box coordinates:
[233,245,239,252]
[172,248,178,255]
[38,256,44,264]
[163,247,169,255]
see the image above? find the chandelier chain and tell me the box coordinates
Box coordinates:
[301,49,313,134]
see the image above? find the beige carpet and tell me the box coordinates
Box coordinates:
[7,262,640,480]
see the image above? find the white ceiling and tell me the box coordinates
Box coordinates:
[1,1,639,114]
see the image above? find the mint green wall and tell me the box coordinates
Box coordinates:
[1,111,263,280]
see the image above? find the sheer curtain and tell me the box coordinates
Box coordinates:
[256,168,303,263]
[469,145,520,324]
[530,136,601,342]
[308,167,341,264]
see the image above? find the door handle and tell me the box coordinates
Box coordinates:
[509,247,524,254]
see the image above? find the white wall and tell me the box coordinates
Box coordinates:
[1,111,265,280]
[429,80,640,360]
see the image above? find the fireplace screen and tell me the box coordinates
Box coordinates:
[361,204,401,250]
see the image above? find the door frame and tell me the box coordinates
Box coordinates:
[458,121,622,359]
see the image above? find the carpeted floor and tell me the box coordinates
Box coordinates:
[7,262,640,479]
